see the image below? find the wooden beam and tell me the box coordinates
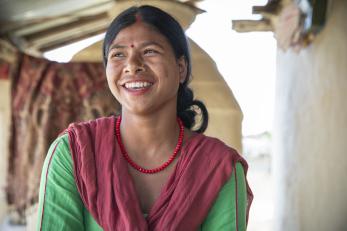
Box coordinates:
[232,19,273,32]
[38,28,106,53]
[23,12,108,42]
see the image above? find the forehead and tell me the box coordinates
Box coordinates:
[112,22,170,46]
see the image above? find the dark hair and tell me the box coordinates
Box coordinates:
[103,5,208,133]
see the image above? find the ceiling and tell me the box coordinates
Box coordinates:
[0,0,203,56]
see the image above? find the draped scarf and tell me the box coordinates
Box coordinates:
[67,116,253,230]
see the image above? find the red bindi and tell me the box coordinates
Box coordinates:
[135,14,142,22]
[130,44,134,48]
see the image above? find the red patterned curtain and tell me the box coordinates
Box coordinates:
[0,40,17,80]
[5,50,120,220]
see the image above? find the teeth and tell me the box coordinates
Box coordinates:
[125,81,152,89]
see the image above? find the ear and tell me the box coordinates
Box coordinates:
[177,56,188,83]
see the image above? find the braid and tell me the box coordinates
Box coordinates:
[177,84,209,133]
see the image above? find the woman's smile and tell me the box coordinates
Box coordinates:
[122,80,154,96]
[123,81,153,90]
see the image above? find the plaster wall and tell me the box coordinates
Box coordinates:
[0,80,11,223]
[274,0,347,230]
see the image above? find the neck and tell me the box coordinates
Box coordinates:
[119,109,180,159]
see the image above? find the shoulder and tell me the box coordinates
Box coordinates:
[66,116,116,147]
[67,115,115,130]
[42,134,74,182]
[187,133,240,157]
[183,133,248,172]
[46,134,70,160]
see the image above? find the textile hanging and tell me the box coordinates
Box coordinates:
[6,51,120,221]
[0,40,17,80]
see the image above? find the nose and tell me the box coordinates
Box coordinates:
[124,52,145,74]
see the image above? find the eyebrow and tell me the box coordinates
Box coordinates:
[108,44,127,51]
[108,41,165,51]
[141,41,165,49]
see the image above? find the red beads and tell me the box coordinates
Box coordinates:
[115,116,184,174]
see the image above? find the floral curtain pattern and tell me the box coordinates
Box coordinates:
[2,44,120,220]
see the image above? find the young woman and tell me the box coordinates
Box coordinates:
[37,5,253,231]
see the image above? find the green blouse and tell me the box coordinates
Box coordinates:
[37,134,247,230]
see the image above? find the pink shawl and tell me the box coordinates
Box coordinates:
[67,116,252,230]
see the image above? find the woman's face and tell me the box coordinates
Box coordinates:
[105,22,187,116]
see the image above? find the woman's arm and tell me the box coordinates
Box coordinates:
[201,162,247,231]
[36,134,86,231]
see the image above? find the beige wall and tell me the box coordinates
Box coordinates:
[189,39,243,152]
[273,0,347,230]
[0,80,11,223]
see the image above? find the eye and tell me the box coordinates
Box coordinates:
[143,49,158,55]
[110,52,125,59]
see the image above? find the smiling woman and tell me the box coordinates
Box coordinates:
[37,5,253,231]
[105,22,185,117]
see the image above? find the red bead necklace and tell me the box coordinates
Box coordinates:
[115,116,184,174]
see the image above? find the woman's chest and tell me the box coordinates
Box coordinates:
[128,165,176,214]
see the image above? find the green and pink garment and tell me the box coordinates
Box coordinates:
[37,116,253,231]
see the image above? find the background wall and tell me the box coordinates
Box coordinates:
[0,80,11,223]
[273,0,347,230]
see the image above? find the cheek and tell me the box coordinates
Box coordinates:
[105,67,111,81]
[105,66,120,93]
[152,60,177,78]
[106,63,122,80]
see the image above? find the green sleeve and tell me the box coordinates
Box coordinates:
[201,162,247,231]
[36,134,102,231]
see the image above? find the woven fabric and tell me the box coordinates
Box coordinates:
[7,53,120,219]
